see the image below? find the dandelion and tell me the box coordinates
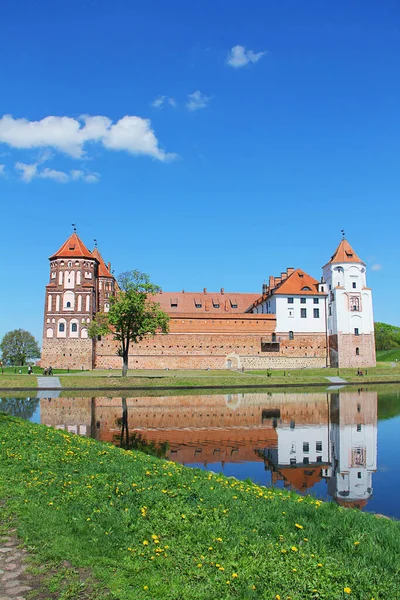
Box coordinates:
[151,534,158,540]
[276,596,281,600]
[354,541,360,546]
[344,588,351,594]
[281,549,287,554]
[252,585,256,590]
[291,546,298,552]
[143,585,148,590]
[295,523,303,529]
[181,514,186,519]
[232,573,238,579]
[317,563,323,568]
[303,538,308,542]
[197,563,202,568]
[143,540,149,546]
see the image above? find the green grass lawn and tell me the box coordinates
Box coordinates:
[0,363,400,390]
[376,349,400,362]
[1,414,399,599]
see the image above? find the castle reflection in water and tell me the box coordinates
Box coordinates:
[39,389,377,510]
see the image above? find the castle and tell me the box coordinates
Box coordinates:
[41,233,376,370]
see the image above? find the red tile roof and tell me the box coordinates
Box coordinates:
[324,239,363,266]
[272,269,324,296]
[91,247,113,278]
[249,268,326,311]
[50,233,94,260]
[153,291,260,314]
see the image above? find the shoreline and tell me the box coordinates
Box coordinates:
[1,377,400,392]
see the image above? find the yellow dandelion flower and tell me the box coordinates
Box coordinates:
[226,581,230,585]
[208,546,213,551]
[151,534,158,540]
[281,549,287,554]
[143,586,148,590]
[354,541,360,546]
[291,546,298,552]
[219,567,225,571]
[292,568,297,572]
[197,563,202,568]
[181,514,186,519]
[295,523,303,529]
[317,563,323,567]
[303,538,308,542]
[143,540,149,546]
[276,596,281,600]
[344,588,351,594]
[232,573,238,578]
[252,585,256,590]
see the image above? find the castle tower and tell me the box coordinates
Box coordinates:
[41,232,99,370]
[91,247,115,313]
[322,238,376,368]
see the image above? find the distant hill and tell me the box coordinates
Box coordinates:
[375,322,400,357]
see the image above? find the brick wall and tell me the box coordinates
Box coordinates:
[94,330,328,370]
[329,333,376,368]
[41,338,94,370]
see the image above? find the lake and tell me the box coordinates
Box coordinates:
[2,385,400,518]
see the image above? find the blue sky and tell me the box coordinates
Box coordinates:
[1,0,399,344]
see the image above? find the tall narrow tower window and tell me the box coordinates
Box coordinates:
[59,323,65,332]
[356,347,360,356]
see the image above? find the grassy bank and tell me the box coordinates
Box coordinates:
[1,415,399,599]
[1,364,400,391]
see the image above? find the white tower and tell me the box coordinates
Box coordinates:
[322,237,375,368]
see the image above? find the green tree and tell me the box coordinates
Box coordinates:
[374,322,400,351]
[0,329,41,366]
[89,270,169,376]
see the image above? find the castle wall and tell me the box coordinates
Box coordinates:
[41,338,94,370]
[94,331,327,370]
[329,333,376,368]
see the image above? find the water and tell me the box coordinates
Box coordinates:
[2,386,400,519]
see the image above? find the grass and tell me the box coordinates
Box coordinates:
[1,414,400,599]
[1,364,400,391]
[376,349,400,362]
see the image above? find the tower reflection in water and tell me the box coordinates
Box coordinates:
[39,389,377,510]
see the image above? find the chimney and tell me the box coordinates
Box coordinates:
[281,272,287,280]
[274,277,282,286]
[108,262,111,272]
[269,275,274,288]
[287,267,295,276]
[220,287,225,295]
[203,287,207,294]
[182,290,185,293]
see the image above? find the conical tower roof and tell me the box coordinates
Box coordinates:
[49,232,94,260]
[324,239,364,267]
[91,247,113,277]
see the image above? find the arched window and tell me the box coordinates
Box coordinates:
[356,347,360,356]
[66,301,71,308]
[289,331,294,340]
[59,322,65,332]
[301,286,311,291]
[71,323,78,333]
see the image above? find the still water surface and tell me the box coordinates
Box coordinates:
[2,386,400,518]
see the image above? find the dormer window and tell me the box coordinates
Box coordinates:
[230,298,238,309]
[301,286,311,291]
[194,298,202,308]
[170,298,178,308]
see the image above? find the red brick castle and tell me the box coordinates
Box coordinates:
[41,233,376,370]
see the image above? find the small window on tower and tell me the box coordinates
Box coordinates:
[66,302,71,308]
[71,323,77,332]
[354,328,359,336]
[289,331,294,340]
[59,323,65,332]
[356,347,360,355]
[352,281,357,289]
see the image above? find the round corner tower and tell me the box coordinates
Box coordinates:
[322,238,376,368]
[41,232,99,370]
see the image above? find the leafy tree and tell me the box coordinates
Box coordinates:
[374,322,400,351]
[89,270,169,376]
[0,329,41,366]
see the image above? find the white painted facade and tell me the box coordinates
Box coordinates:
[253,294,327,334]
[267,424,330,467]
[323,260,374,338]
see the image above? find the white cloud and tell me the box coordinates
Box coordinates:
[152,96,166,108]
[15,161,38,182]
[0,164,5,176]
[15,162,100,184]
[0,114,175,161]
[185,91,211,111]
[151,96,177,109]
[226,45,267,68]
[371,264,382,271]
